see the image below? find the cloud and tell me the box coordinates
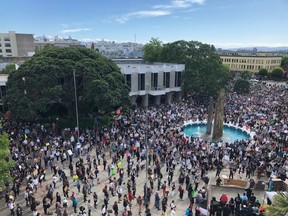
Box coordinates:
[113,0,204,23]
[153,0,205,9]
[61,28,91,33]
[115,10,171,24]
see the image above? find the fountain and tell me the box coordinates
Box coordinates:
[183,89,251,143]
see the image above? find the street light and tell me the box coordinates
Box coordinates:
[144,83,149,206]
[73,69,80,143]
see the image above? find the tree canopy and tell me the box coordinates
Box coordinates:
[4,46,131,121]
[281,55,288,67]
[143,38,163,62]
[0,133,15,187]
[265,191,288,216]
[240,71,252,80]
[259,68,268,77]
[270,67,284,80]
[0,64,16,74]
[233,78,250,95]
[143,39,231,98]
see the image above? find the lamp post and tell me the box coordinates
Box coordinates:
[144,83,149,206]
[73,69,80,143]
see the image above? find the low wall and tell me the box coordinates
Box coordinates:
[223,178,248,188]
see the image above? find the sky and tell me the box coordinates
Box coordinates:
[1,0,287,48]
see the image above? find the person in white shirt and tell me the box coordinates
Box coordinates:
[170,208,176,216]
[101,205,106,216]
[52,174,57,188]
[170,200,176,210]
[24,190,29,207]
[8,200,15,215]
[117,186,123,202]
[32,177,38,193]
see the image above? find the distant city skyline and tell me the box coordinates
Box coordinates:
[1,0,288,48]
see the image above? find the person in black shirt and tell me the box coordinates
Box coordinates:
[222,204,231,216]
[228,198,235,215]
[209,197,219,216]
[250,193,256,204]
[245,187,252,200]
[16,204,23,216]
[216,204,222,216]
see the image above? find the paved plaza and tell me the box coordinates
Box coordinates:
[0,145,268,216]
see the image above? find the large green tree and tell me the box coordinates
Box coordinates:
[259,68,268,77]
[0,133,15,187]
[233,78,250,94]
[270,67,284,80]
[281,55,288,67]
[143,38,163,62]
[265,191,288,216]
[144,40,230,98]
[240,70,252,80]
[4,46,131,121]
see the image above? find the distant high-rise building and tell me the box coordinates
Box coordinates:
[0,31,35,57]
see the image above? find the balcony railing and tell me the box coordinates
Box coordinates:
[150,86,166,91]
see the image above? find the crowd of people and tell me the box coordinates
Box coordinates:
[1,81,288,216]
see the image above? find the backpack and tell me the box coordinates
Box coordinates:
[17,206,23,214]
[93,193,98,200]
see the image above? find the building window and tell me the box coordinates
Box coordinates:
[175,72,182,87]
[138,74,145,91]
[125,74,131,89]
[5,43,11,47]
[0,49,2,53]
[151,73,158,89]
[5,49,12,53]
[4,37,10,41]
[163,72,170,88]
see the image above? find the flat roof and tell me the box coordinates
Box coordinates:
[220,55,282,58]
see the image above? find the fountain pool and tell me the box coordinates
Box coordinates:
[183,123,250,143]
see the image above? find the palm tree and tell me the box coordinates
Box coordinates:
[265,191,288,216]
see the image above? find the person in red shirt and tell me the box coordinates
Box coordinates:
[220,193,228,204]
[128,191,133,203]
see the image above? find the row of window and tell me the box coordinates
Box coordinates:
[0,43,11,47]
[222,58,281,64]
[125,72,182,91]
[0,37,11,42]
[229,64,276,71]
[0,49,12,53]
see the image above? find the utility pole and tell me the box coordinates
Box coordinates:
[73,69,80,143]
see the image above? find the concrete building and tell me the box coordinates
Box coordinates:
[116,60,185,106]
[220,55,282,72]
[0,31,35,57]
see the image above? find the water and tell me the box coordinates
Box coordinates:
[183,123,250,143]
